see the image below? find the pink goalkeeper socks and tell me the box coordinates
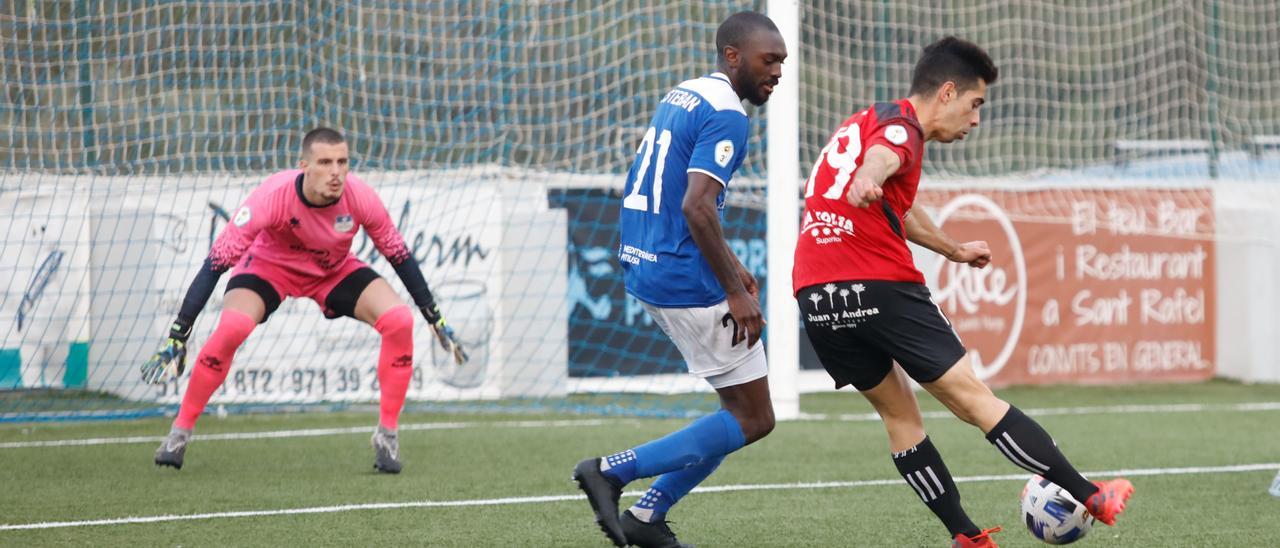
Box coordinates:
[374,305,415,430]
[174,309,256,430]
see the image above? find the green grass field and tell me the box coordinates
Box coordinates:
[2,380,1279,547]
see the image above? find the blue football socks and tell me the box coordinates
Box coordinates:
[600,409,746,485]
[629,454,725,522]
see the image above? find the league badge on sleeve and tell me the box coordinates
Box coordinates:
[233,206,252,227]
[885,125,908,146]
[334,214,354,232]
[715,139,734,167]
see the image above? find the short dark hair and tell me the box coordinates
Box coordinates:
[302,127,345,156]
[715,11,779,62]
[909,36,998,96]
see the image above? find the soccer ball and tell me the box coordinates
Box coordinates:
[1020,476,1094,545]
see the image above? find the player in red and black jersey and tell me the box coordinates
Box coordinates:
[793,37,1133,547]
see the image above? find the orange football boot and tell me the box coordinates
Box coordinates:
[952,526,1002,548]
[1084,478,1135,526]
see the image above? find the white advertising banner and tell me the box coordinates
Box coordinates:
[149,180,504,403]
[3,172,567,404]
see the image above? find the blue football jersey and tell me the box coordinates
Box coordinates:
[619,72,750,307]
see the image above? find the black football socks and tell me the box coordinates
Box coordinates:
[892,436,980,538]
[985,405,1100,502]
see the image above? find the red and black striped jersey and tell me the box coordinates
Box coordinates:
[793,99,927,292]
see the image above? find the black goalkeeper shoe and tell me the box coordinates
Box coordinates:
[573,457,626,546]
[154,427,191,469]
[620,510,692,548]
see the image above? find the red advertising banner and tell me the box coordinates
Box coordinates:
[915,188,1215,386]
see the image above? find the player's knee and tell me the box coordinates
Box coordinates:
[756,409,776,439]
[374,305,414,339]
[879,405,924,431]
[928,371,998,426]
[743,407,775,443]
[209,309,256,352]
[940,394,978,425]
[949,392,1003,428]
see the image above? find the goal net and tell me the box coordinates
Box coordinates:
[2,1,1278,421]
[0,1,770,421]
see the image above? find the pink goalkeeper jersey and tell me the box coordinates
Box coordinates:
[209,170,411,277]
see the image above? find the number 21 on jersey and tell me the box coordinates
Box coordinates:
[623,126,673,214]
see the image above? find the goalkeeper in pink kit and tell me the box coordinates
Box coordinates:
[141,128,467,473]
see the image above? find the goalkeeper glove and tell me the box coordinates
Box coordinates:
[140,320,191,385]
[421,304,468,365]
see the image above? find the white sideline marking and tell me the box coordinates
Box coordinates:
[1,462,1275,532]
[797,401,1280,422]
[0,419,625,449]
[4,401,1279,450]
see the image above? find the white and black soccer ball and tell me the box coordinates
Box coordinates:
[1021,475,1094,545]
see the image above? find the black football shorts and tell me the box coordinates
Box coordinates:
[797,280,966,391]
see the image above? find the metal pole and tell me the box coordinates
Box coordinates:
[766,0,801,421]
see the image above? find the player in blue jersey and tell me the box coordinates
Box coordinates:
[573,11,787,548]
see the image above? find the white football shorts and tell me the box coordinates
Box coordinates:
[642,300,768,389]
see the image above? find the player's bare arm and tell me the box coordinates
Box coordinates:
[847,144,901,208]
[903,207,991,268]
[683,172,762,348]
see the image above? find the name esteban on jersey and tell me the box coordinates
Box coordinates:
[660,89,703,112]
